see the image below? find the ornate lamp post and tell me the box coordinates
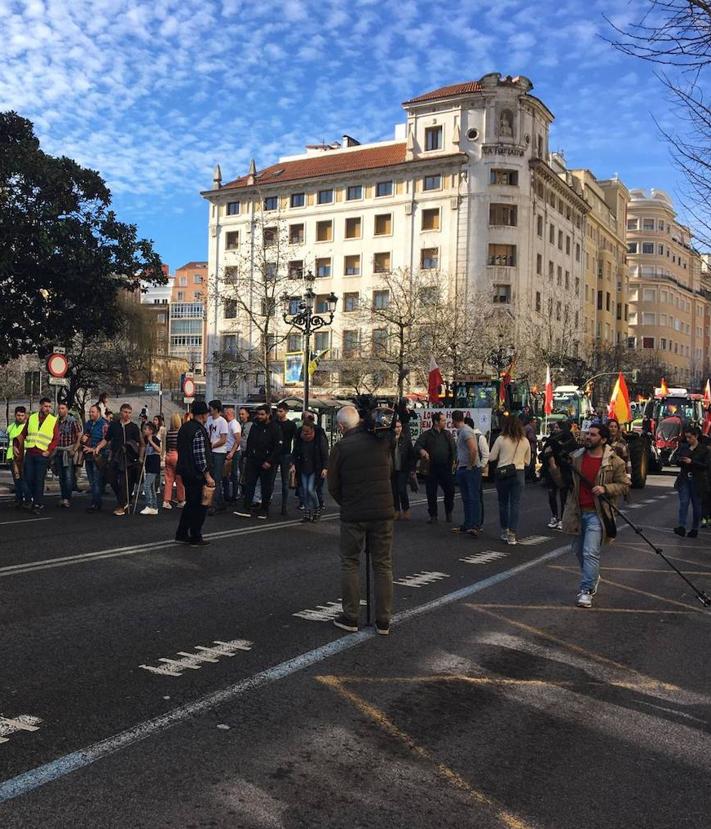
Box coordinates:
[281,271,338,414]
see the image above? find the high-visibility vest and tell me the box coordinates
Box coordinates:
[6,422,25,461]
[24,412,58,452]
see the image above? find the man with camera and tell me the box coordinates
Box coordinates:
[549,422,629,608]
[327,405,394,635]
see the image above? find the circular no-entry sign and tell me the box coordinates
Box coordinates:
[46,352,69,378]
[182,377,196,397]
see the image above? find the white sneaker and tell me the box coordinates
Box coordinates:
[547,516,559,528]
[140,507,158,515]
[555,520,564,530]
[500,531,509,543]
[176,501,186,508]
[576,591,593,608]
[162,502,172,510]
[507,530,518,545]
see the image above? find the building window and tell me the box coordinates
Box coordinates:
[565,235,571,255]
[642,242,654,254]
[194,274,203,284]
[373,290,390,310]
[342,330,359,356]
[263,226,277,246]
[627,218,638,230]
[537,215,543,237]
[548,260,554,278]
[374,213,392,235]
[488,244,516,266]
[289,223,304,244]
[421,208,440,230]
[375,180,393,197]
[318,189,333,204]
[627,242,638,254]
[597,291,603,310]
[658,244,664,255]
[565,270,570,289]
[372,328,388,355]
[490,169,518,186]
[535,291,541,312]
[225,231,239,249]
[489,204,517,226]
[287,333,301,352]
[224,299,237,319]
[177,291,185,301]
[288,260,303,279]
[420,248,439,269]
[549,223,555,244]
[558,229,563,250]
[557,265,562,285]
[314,331,330,352]
[263,196,278,211]
[373,252,391,273]
[343,292,359,312]
[493,284,511,304]
[424,125,442,151]
[316,220,333,242]
[315,295,331,313]
[290,192,305,208]
[346,185,362,201]
[606,291,611,311]
[536,253,542,275]
[556,301,561,321]
[265,263,277,281]
[179,276,188,286]
[226,201,240,216]
[315,257,331,278]
[575,243,581,262]
[419,286,439,306]
[643,218,655,230]
[575,277,580,295]
[642,337,655,349]
[641,312,656,325]
[423,174,442,191]
[642,288,657,302]
[344,255,361,276]
[345,216,362,239]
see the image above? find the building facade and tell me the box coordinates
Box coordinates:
[201,74,604,399]
[169,261,207,375]
[626,189,706,386]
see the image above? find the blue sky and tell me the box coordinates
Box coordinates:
[0,0,693,272]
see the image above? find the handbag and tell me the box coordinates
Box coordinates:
[201,483,215,507]
[495,463,517,480]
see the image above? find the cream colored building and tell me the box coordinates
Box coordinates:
[202,73,590,399]
[626,189,706,385]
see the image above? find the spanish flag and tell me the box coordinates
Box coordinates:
[608,371,632,424]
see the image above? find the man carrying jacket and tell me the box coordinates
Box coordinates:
[23,397,59,514]
[414,412,456,524]
[237,405,282,519]
[550,422,629,607]
[328,405,394,635]
[175,401,214,546]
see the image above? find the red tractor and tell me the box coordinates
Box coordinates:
[642,388,708,470]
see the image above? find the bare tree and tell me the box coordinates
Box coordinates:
[215,208,303,404]
[607,1,711,245]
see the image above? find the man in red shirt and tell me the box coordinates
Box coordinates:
[550,423,629,607]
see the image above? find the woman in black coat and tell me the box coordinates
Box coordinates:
[391,419,417,519]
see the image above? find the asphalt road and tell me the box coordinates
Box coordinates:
[0,474,709,828]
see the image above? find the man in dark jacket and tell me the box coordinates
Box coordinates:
[413,412,456,523]
[175,401,214,546]
[237,404,283,519]
[328,405,394,635]
[276,402,298,515]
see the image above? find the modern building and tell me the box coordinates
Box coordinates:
[202,74,594,399]
[626,189,706,385]
[169,261,207,375]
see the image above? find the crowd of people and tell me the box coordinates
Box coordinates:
[5,393,709,621]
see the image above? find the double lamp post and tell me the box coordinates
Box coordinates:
[281,270,337,414]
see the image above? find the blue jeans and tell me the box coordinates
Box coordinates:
[495,471,524,532]
[456,467,482,530]
[143,472,158,509]
[56,457,74,501]
[223,452,241,502]
[11,469,28,504]
[211,452,226,508]
[85,457,104,508]
[572,511,603,593]
[300,471,318,512]
[23,453,50,507]
[279,454,292,509]
[677,477,701,531]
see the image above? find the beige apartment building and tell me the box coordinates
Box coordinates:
[202,73,597,399]
[569,170,630,351]
[170,261,207,375]
[626,189,707,385]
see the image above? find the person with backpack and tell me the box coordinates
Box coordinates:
[489,414,531,545]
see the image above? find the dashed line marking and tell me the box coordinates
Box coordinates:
[394,571,450,588]
[140,639,253,677]
[460,551,508,565]
[294,599,366,622]
[0,715,42,745]
[517,535,552,546]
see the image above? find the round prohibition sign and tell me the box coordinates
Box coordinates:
[182,377,196,397]
[47,352,69,378]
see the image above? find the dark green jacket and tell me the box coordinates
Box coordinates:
[327,426,394,522]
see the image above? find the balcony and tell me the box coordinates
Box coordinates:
[486,265,515,282]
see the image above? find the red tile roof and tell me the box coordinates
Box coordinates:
[403,81,483,105]
[177,261,207,270]
[223,143,410,190]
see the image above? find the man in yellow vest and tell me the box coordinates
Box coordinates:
[23,396,59,514]
[6,405,28,508]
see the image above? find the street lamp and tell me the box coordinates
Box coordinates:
[488,333,515,376]
[281,270,338,414]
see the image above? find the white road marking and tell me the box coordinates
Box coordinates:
[517,535,552,546]
[0,543,572,803]
[393,571,450,588]
[626,504,643,510]
[0,518,52,526]
[140,639,253,678]
[293,600,366,622]
[460,551,508,565]
[642,499,657,504]
[0,715,42,745]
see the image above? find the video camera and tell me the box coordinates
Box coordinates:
[354,396,411,436]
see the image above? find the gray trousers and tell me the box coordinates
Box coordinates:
[339,519,394,626]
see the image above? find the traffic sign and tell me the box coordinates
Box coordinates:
[182,377,196,397]
[144,382,161,394]
[46,353,69,378]
[184,397,195,405]
[48,376,69,387]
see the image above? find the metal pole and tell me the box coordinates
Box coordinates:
[364,537,372,625]
[303,319,310,416]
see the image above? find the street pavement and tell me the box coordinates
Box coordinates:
[0,474,709,828]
